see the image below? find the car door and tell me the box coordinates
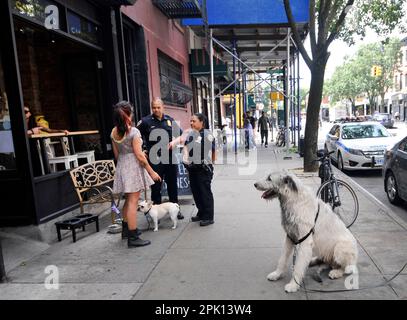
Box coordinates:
[394,138,407,200]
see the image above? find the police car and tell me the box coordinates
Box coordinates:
[324,121,398,171]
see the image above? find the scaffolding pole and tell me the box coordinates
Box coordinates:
[232,40,238,154]
[297,51,301,151]
[284,28,291,158]
[209,28,215,131]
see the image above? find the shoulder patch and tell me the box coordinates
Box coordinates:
[207,134,214,142]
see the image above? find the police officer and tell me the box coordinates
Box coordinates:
[182,113,216,227]
[137,97,184,219]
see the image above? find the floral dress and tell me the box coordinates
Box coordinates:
[111,127,154,193]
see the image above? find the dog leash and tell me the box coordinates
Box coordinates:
[291,244,407,293]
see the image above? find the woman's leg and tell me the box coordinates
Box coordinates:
[125,192,140,230]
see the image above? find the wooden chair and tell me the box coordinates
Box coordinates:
[44,138,78,172]
[61,137,95,163]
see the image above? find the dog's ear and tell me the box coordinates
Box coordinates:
[147,200,153,206]
[283,175,298,193]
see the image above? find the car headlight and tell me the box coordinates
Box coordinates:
[347,148,364,156]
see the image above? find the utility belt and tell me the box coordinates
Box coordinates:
[183,160,213,174]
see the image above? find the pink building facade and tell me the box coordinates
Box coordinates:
[122,0,193,130]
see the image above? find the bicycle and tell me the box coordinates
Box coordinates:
[275,126,286,147]
[315,149,359,228]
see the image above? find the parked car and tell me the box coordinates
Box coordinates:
[373,113,394,128]
[325,121,398,171]
[383,136,407,204]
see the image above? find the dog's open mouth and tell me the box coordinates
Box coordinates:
[262,189,276,199]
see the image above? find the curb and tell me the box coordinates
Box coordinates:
[332,167,407,231]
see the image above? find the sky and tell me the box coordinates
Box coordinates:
[298,29,407,88]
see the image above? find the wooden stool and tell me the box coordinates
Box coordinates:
[55,214,99,243]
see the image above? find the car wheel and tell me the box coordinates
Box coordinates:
[337,152,344,171]
[386,172,402,205]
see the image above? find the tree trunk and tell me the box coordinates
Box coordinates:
[304,55,328,172]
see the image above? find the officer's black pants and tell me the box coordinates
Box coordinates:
[188,168,214,221]
[151,164,178,204]
[260,130,268,145]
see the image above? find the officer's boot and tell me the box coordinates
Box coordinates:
[122,221,142,239]
[128,229,151,248]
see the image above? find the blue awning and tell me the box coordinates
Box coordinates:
[183,0,309,26]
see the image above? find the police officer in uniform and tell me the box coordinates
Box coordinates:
[137,97,184,219]
[182,113,216,227]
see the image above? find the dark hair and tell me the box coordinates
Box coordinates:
[193,113,209,129]
[113,101,133,137]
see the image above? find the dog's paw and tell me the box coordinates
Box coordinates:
[171,226,176,229]
[284,282,299,293]
[328,269,344,279]
[267,271,282,281]
[153,228,158,232]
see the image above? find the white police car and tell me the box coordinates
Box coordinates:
[325,121,398,171]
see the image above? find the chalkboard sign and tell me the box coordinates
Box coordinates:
[161,147,192,197]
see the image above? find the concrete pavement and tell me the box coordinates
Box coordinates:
[0,144,406,299]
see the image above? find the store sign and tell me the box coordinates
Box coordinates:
[13,0,59,29]
[67,10,100,45]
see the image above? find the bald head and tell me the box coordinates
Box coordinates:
[151,97,164,119]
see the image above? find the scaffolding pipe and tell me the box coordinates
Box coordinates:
[285,28,291,155]
[297,51,301,150]
[233,40,237,153]
[209,29,215,131]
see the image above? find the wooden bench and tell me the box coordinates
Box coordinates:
[69,160,121,224]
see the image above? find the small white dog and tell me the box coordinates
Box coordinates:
[138,200,180,232]
[254,171,358,293]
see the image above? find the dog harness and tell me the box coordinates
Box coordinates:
[288,203,320,245]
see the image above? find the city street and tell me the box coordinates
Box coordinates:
[317,121,407,225]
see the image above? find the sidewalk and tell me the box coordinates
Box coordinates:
[0,145,406,299]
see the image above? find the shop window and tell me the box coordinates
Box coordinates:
[67,10,101,46]
[0,52,17,171]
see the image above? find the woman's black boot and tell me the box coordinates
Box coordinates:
[127,229,151,248]
[122,222,141,239]
[121,221,128,239]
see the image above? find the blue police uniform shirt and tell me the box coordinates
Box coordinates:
[137,114,182,164]
[184,129,216,165]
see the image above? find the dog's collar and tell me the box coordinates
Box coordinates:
[288,203,320,246]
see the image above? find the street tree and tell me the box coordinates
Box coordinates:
[283,0,406,171]
[325,57,362,111]
[355,38,402,111]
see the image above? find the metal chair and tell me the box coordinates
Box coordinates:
[61,137,95,163]
[44,138,78,172]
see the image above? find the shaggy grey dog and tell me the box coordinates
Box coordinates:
[254,171,358,293]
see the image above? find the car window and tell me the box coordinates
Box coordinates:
[399,139,407,152]
[341,124,390,139]
[329,125,338,135]
[335,127,340,137]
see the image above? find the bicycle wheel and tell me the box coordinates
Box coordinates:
[316,179,359,228]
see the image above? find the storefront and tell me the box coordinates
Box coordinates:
[391,93,407,121]
[0,0,136,226]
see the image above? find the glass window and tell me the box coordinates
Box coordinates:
[0,52,17,171]
[329,125,337,135]
[67,10,101,45]
[341,124,390,140]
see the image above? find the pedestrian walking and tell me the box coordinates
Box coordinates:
[137,97,184,219]
[243,113,253,150]
[182,113,216,227]
[257,111,270,147]
[111,101,162,248]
